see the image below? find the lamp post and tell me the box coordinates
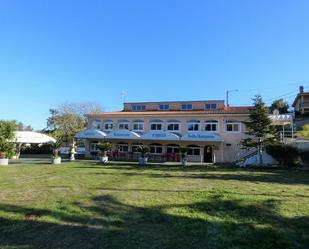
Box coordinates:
[226,89,238,107]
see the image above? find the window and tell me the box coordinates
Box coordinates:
[132,105,146,111]
[90,142,99,151]
[181,103,193,110]
[205,120,218,132]
[167,123,180,131]
[226,122,241,132]
[166,144,180,154]
[132,122,144,131]
[103,122,113,131]
[187,145,200,156]
[151,123,162,130]
[187,121,200,131]
[91,119,101,129]
[118,144,129,152]
[205,103,217,110]
[149,144,163,154]
[118,123,129,130]
[158,104,169,110]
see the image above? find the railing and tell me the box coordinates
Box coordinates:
[235,148,258,166]
[277,131,297,143]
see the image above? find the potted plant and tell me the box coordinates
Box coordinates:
[137,145,149,165]
[0,120,17,166]
[97,142,112,163]
[180,147,188,166]
[51,139,63,164]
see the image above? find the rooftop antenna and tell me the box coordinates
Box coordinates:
[226,89,238,107]
[121,91,127,104]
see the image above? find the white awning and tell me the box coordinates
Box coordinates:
[181,132,224,142]
[141,131,180,141]
[105,130,141,139]
[269,114,293,125]
[14,131,56,144]
[75,129,107,139]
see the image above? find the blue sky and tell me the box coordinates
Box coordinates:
[1,0,309,129]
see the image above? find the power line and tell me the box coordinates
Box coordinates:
[264,90,298,102]
[241,82,306,92]
[263,84,309,103]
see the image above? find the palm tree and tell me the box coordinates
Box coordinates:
[137,145,149,165]
[180,147,188,166]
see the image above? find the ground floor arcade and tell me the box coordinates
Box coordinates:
[83,139,224,163]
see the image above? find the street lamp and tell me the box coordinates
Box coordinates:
[226,89,238,107]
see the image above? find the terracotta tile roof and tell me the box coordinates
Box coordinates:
[87,106,252,117]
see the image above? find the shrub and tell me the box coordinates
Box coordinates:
[299,150,309,166]
[266,144,301,166]
[97,142,112,152]
[137,145,149,158]
[97,142,112,157]
[0,120,17,158]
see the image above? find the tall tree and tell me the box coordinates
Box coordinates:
[269,99,289,114]
[47,102,103,143]
[16,122,33,131]
[242,95,275,165]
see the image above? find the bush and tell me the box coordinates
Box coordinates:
[266,144,301,166]
[299,151,309,166]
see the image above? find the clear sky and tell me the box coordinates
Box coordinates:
[1,0,309,129]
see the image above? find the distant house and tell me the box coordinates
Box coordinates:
[292,86,309,114]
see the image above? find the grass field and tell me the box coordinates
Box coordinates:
[0,159,308,249]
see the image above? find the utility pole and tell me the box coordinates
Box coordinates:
[226,89,238,107]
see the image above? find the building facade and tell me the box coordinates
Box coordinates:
[76,100,252,163]
[293,86,309,114]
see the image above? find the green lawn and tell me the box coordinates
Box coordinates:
[0,160,308,249]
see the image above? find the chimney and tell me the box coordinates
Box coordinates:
[299,86,304,93]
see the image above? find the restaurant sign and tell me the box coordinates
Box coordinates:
[181,132,224,142]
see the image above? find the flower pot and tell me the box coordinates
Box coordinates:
[139,157,148,165]
[0,158,9,166]
[52,157,61,165]
[99,156,109,163]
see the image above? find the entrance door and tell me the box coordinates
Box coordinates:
[204,146,212,163]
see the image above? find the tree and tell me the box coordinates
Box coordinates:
[242,95,275,165]
[47,102,103,143]
[16,122,33,131]
[298,124,309,139]
[0,120,17,159]
[269,99,289,114]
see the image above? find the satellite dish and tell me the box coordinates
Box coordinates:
[273,109,280,115]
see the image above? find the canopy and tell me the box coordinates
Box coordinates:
[269,114,293,125]
[181,132,224,142]
[14,131,56,144]
[141,131,180,141]
[75,129,107,139]
[105,130,141,139]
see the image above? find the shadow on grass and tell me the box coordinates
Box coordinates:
[88,169,309,185]
[93,187,309,198]
[0,195,308,249]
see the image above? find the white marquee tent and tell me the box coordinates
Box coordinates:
[14,131,56,144]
